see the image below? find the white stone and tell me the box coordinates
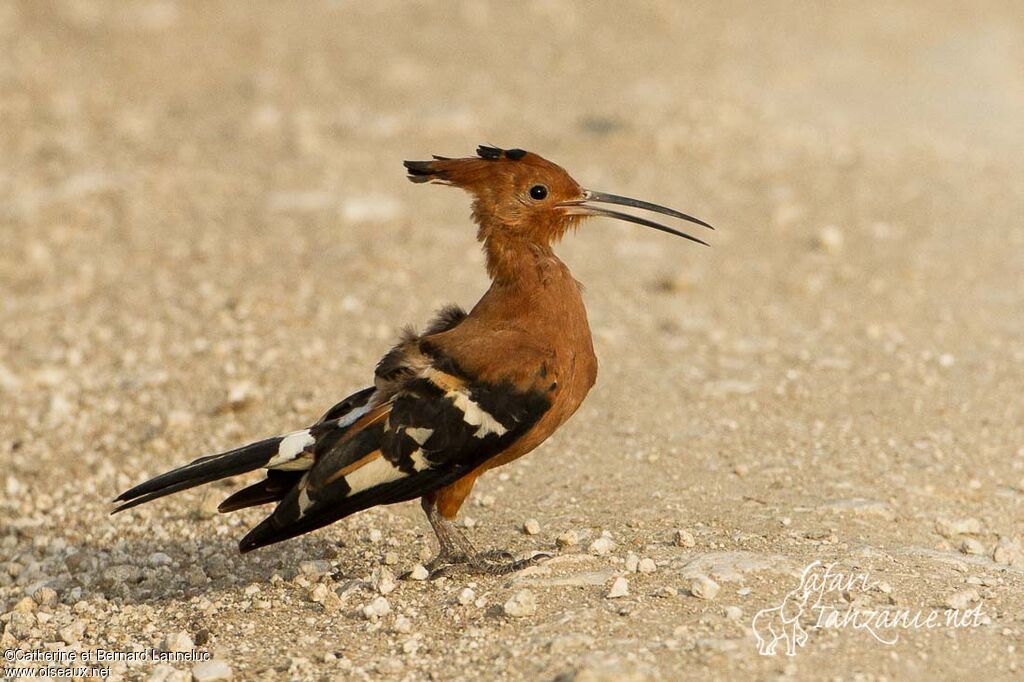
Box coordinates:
[503,590,537,617]
[945,589,981,611]
[935,517,983,538]
[675,529,696,548]
[393,615,413,634]
[816,224,845,253]
[961,538,986,555]
[372,567,396,595]
[362,596,392,620]
[589,536,616,556]
[993,537,1024,568]
[191,659,233,682]
[689,575,720,600]
[164,630,194,653]
[607,576,629,599]
[556,531,579,548]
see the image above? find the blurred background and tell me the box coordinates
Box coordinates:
[2,2,1023,680]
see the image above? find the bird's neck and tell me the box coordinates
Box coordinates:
[472,230,587,334]
[481,229,554,285]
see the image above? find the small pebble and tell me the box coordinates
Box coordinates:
[993,537,1024,567]
[935,517,983,539]
[625,552,639,572]
[961,538,986,555]
[409,564,429,581]
[393,615,413,634]
[164,630,194,653]
[503,589,537,617]
[637,558,657,574]
[815,224,845,253]
[372,567,396,595]
[589,536,615,556]
[192,659,233,682]
[945,589,981,610]
[309,583,340,609]
[148,664,182,682]
[523,518,541,535]
[12,597,35,613]
[674,529,696,548]
[32,586,58,607]
[362,596,392,620]
[607,576,629,599]
[724,606,743,620]
[298,560,332,578]
[689,575,720,600]
[556,531,579,548]
[149,552,173,567]
[457,587,476,605]
[59,620,85,644]
[226,381,254,408]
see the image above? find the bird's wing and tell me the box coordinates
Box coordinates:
[314,386,377,425]
[237,331,554,552]
[112,385,380,513]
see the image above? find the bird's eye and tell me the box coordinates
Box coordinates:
[529,185,548,201]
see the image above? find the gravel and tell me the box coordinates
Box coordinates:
[2,2,1022,680]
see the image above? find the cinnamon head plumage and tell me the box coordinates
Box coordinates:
[114,145,712,575]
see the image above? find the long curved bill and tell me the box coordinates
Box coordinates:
[558,189,713,246]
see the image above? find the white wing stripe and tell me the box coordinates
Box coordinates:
[267,429,315,468]
[406,427,434,445]
[344,456,407,495]
[447,391,508,438]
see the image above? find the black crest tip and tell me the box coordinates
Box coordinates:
[476,145,528,161]
[477,145,502,160]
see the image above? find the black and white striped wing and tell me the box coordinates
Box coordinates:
[237,368,551,552]
[112,386,380,514]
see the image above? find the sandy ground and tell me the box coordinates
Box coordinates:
[2,1,1024,680]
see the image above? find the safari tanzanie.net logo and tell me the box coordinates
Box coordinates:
[751,560,987,656]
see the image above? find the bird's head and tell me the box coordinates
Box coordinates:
[404,146,712,250]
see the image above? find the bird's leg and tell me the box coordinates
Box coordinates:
[421,496,476,566]
[418,497,548,578]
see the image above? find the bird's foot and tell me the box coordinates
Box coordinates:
[425,549,550,578]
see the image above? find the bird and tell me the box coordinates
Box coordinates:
[113,145,712,576]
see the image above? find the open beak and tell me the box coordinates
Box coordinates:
[558,190,713,246]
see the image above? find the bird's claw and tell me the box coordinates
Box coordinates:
[417,550,550,579]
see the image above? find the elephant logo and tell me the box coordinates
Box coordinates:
[751,560,828,656]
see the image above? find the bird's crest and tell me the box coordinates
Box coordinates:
[403,145,535,186]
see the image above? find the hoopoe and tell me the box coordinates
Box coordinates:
[114,146,711,575]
